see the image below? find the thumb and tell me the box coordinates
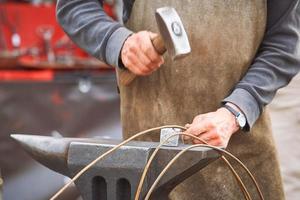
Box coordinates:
[147,31,159,40]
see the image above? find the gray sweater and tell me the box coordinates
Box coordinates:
[56,0,300,130]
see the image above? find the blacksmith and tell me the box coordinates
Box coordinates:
[56,0,300,199]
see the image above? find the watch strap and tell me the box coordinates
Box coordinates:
[223,104,239,118]
[223,104,247,130]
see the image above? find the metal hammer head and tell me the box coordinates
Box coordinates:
[155,7,191,60]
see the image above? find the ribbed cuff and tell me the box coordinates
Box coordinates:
[105,27,133,68]
[222,88,261,131]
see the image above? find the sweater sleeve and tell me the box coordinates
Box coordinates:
[223,0,300,130]
[56,0,133,67]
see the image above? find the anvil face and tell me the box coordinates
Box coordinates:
[11,135,219,200]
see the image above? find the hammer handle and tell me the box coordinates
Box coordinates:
[151,35,167,55]
[117,69,137,86]
[118,34,166,86]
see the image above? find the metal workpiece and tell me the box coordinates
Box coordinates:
[11,134,219,200]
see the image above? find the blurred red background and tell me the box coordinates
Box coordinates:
[0,2,115,53]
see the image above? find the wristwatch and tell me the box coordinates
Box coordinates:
[223,104,247,129]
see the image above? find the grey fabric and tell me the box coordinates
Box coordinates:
[222,88,260,130]
[56,0,133,65]
[105,27,133,67]
[224,0,300,129]
[56,0,300,129]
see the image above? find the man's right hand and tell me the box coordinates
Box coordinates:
[121,31,164,76]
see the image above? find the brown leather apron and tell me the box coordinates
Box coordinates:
[117,0,285,199]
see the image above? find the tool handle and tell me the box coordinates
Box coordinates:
[151,35,167,55]
[118,34,166,86]
[118,69,137,86]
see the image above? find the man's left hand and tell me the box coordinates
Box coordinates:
[184,107,240,147]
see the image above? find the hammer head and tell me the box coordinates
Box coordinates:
[155,7,191,60]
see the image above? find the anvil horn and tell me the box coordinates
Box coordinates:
[11,134,71,176]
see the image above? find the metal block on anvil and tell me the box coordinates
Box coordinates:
[11,134,220,200]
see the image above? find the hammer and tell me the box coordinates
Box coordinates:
[119,7,191,86]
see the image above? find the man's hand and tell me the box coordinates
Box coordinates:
[184,107,240,147]
[121,31,164,75]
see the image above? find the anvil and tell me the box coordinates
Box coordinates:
[11,134,219,200]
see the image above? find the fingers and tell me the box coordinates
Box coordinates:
[182,113,228,147]
[185,123,191,129]
[122,49,151,75]
[148,32,158,40]
[198,138,225,147]
[184,118,213,139]
[141,31,164,66]
[192,131,220,144]
[192,131,216,143]
[183,121,206,141]
[185,130,225,147]
[121,31,164,76]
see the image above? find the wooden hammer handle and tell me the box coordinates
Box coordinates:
[118,34,166,86]
[151,35,167,55]
[117,69,137,86]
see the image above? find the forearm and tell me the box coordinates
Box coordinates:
[223,0,300,129]
[56,0,133,67]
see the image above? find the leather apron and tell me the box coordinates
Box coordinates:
[117,0,285,199]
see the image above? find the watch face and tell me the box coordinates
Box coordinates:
[237,114,246,128]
